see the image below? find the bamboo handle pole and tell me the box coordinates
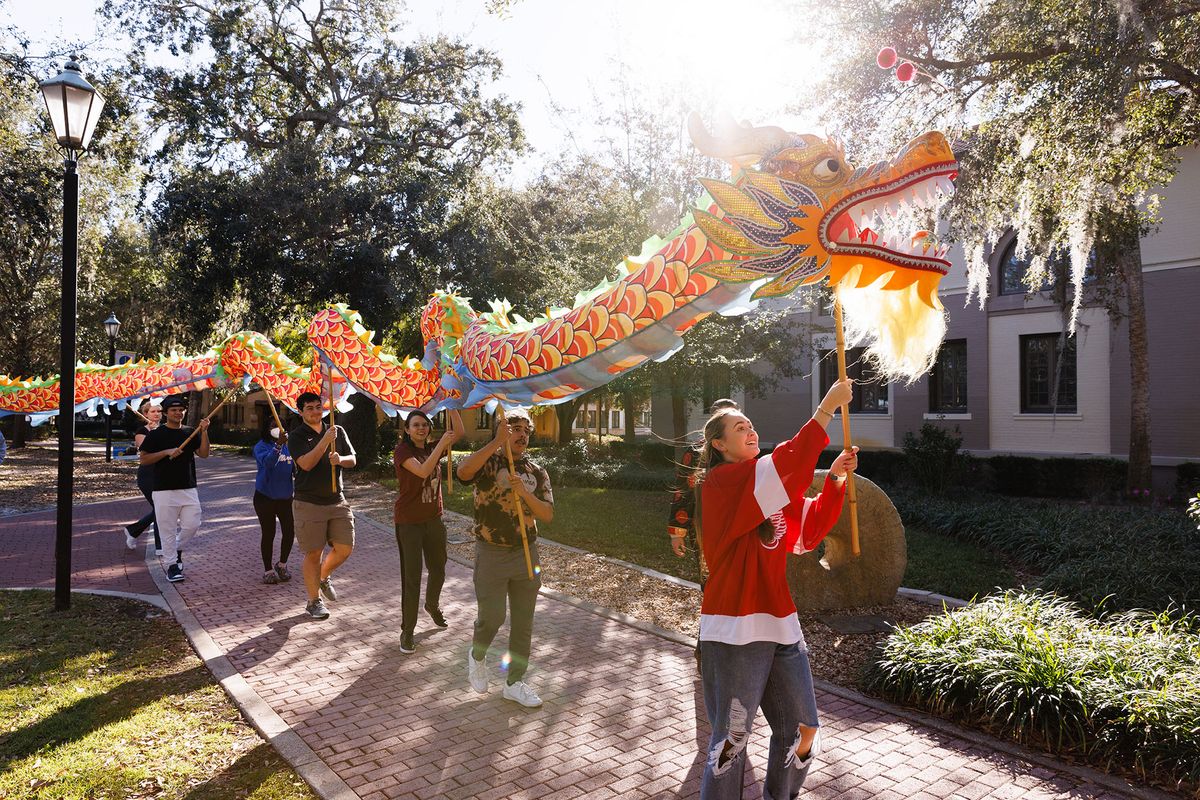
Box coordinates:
[327,365,337,493]
[446,444,453,493]
[173,392,231,453]
[504,440,535,579]
[263,389,284,433]
[832,288,861,557]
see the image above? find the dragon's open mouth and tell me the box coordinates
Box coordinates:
[820,162,958,272]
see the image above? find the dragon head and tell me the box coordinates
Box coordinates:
[688,114,957,379]
[689,114,957,305]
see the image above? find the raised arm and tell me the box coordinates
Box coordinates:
[457,419,510,482]
[401,425,461,479]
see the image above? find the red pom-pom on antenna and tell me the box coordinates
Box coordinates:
[876,47,898,69]
[895,61,916,82]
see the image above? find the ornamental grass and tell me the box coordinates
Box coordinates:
[868,590,1200,791]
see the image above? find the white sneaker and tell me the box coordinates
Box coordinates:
[123,528,137,550]
[467,651,488,694]
[502,680,542,708]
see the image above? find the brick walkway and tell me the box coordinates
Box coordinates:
[0,454,1163,800]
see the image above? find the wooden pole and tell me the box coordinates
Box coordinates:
[128,403,151,425]
[832,288,861,556]
[263,389,284,434]
[504,440,535,579]
[172,392,231,454]
[327,364,337,493]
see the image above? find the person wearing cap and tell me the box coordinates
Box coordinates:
[289,390,357,620]
[456,407,553,708]
[138,394,210,582]
[253,418,295,585]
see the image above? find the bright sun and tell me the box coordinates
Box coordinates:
[611,0,827,127]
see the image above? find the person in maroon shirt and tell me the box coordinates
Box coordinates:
[393,408,463,655]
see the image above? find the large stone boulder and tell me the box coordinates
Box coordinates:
[786,471,906,610]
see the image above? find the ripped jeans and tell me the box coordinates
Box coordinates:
[699,640,820,800]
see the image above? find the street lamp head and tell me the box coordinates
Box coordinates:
[39,59,106,155]
[103,312,121,340]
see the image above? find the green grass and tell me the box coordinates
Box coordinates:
[443,485,1016,593]
[902,524,1020,601]
[0,591,315,800]
[444,485,701,582]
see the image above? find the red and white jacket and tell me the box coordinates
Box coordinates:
[698,420,846,646]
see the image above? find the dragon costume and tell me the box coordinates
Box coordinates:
[0,117,957,421]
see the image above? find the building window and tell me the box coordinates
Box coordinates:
[998,239,1097,295]
[476,407,492,430]
[1020,334,1077,413]
[701,366,732,414]
[575,409,597,429]
[819,348,888,413]
[929,339,968,413]
[611,410,621,429]
[431,410,446,429]
[221,403,244,426]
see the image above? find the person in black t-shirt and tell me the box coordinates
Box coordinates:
[289,390,357,620]
[138,394,210,582]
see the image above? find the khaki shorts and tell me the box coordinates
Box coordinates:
[293,499,355,552]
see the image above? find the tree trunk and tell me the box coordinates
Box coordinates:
[669,371,688,451]
[621,388,636,445]
[554,399,581,444]
[1120,244,1152,493]
[12,415,28,448]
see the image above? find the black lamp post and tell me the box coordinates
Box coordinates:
[103,313,121,462]
[40,59,105,612]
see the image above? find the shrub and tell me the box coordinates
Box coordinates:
[986,454,1126,501]
[867,590,1200,790]
[1179,463,1200,499]
[889,488,1200,613]
[902,423,964,494]
[533,440,674,490]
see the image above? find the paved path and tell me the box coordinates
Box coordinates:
[0,455,1168,800]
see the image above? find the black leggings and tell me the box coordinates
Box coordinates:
[253,491,295,571]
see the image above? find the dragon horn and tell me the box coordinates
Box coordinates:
[687,111,794,165]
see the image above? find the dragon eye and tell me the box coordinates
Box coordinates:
[813,158,841,178]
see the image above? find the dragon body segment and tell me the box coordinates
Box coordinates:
[0,122,957,420]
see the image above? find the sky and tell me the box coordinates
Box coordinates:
[7,0,828,181]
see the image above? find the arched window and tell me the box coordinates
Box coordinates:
[998,238,1097,295]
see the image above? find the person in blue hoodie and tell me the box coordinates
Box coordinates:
[254,420,296,584]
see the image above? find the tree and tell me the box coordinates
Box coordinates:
[102,0,524,348]
[809,0,1200,491]
[0,33,147,444]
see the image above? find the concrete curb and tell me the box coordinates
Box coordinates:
[143,542,361,800]
[2,586,169,611]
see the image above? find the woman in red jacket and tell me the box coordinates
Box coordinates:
[696,379,857,800]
